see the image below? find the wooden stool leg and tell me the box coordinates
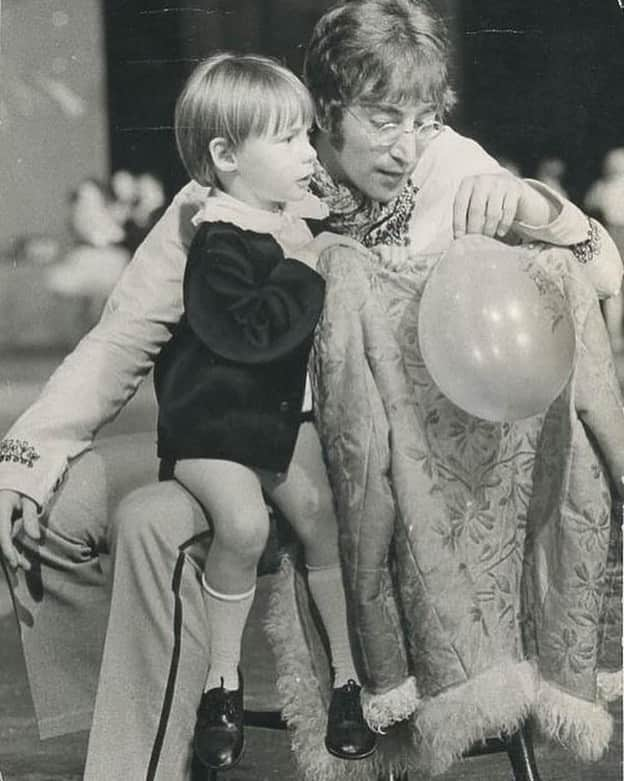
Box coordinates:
[505,722,542,781]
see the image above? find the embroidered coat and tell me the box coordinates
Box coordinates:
[266,241,624,781]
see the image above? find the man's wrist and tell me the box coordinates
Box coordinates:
[570,217,601,264]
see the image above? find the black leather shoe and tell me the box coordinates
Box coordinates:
[325,679,376,760]
[193,674,244,770]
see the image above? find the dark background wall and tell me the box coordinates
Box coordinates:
[458,1,624,203]
[104,0,624,203]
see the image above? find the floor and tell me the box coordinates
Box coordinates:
[1,582,622,781]
[0,350,622,780]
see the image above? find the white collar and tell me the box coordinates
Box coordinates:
[191,188,328,234]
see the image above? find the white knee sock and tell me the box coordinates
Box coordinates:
[306,564,359,688]
[202,574,256,691]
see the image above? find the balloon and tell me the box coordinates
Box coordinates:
[418,235,576,422]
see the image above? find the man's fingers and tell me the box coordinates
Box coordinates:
[13,548,32,571]
[22,499,41,540]
[0,492,37,570]
[496,191,518,237]
[453,180,472,237]
[482,188,506,237]
[0,524,17,568]
[465,188,488,235]
[0,494,19,567]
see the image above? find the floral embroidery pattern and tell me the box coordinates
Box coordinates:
[312,242,618,701]
[0,438,40,468]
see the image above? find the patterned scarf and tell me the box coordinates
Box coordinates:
[309,160,418,248]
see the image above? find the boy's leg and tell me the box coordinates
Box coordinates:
[175,459,269,691]
[173,460,269,772]
[263,422,357,684]
[262,422,376,759]
[84,478,212,781]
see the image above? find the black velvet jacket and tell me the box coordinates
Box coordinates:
[154,221,325,473]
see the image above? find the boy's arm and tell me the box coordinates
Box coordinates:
[184,222,325,364]
[0,181,207,509]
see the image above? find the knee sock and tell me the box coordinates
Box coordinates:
[201,574,256,691]
[306,564,359,688]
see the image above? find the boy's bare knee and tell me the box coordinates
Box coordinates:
[213,507,270,563]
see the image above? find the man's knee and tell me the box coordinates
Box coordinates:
[110,480,207,555]
[44,448,109,547]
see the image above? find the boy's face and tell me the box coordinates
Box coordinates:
[232,125,317,211]
[316,102,438,203]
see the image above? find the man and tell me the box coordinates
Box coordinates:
[0,1,620,778]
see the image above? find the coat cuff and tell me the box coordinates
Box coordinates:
[514,179,590,245]
[0,437,68,509]
[516,180,623,298]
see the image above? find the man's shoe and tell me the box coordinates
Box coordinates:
[325,679,377,760]
[193,675,244,770]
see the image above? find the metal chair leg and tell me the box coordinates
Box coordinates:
[505,722,542,781]
[190,752,219,781]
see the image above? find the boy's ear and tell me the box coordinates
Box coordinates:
[209,137,238,174]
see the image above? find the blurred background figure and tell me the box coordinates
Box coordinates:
[110,169,139,228]
[44,170,165,331]
[124,172,166,253]
[585,148,624,353]
[45,176,130,325]
[585,148,624,240]
[536,156,568,198]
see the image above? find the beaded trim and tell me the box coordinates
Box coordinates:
[0,438,40,468]
[571,217,600,264]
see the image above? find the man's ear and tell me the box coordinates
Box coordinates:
[209,137,238,174]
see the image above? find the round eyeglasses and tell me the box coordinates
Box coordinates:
[346,107,444,149]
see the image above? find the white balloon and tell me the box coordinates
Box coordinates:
[418,236,576,421]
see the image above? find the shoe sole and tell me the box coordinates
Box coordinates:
[193,738,246,772]
[324,741,377,761]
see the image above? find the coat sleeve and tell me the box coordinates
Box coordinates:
[0,181,206,509]
[513,179,623,300]
[423,131,622,298]
[184,222,325,365]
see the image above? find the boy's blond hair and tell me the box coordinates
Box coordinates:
[175,52,314,187]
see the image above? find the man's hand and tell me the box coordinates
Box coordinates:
[294,231,368,269]
[453,173,557,240]
[0,490,40,570]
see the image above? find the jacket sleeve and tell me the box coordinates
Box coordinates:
[416,130,622,298]
[184,222,325,365]
[513,179,623,300]
[0,181,207,509]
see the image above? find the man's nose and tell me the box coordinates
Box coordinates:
[389,130,417,165]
